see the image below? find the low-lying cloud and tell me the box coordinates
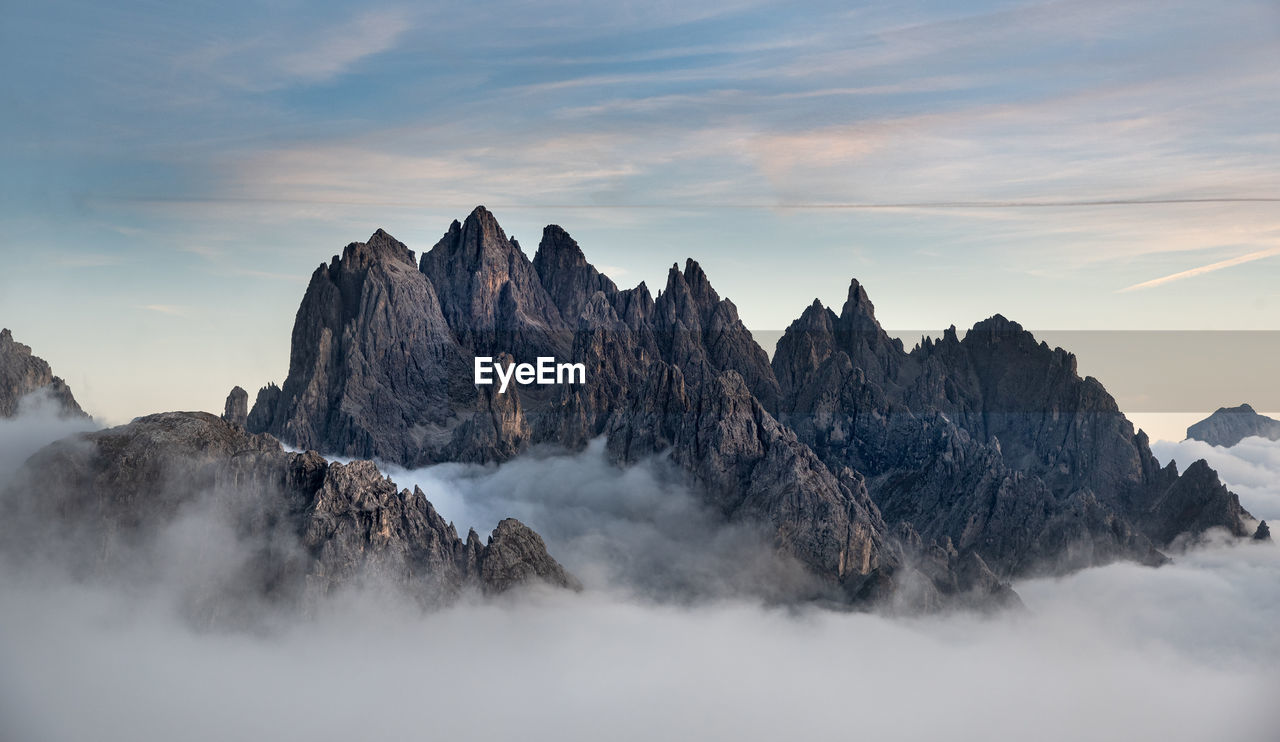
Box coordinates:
[380,439,824,602]
[1,412,1278,741]
[0,389,97,483]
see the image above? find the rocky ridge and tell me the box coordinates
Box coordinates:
[246,206,1257,606]
[3,411,578,620]
[0,328,88,419]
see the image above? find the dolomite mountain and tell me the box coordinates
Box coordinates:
[3,411,578,622]
[1187,404,1280,448]
[247,206,1258,606]
[0,328,88,419]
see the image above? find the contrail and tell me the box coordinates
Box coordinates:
[1118,246,1280,293]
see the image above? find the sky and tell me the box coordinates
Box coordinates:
[1,0,1278,428]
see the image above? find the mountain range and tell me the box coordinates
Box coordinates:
[0,206,1265,612]
[235,206,1260,607]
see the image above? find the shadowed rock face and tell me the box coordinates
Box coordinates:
[244,228,531,466]
[1187,404,1280,448]
[244,206,1254,608]
[2,412,577,621]
[771,283,1251,577]
[0,328,88,419]
[420,206,571,361]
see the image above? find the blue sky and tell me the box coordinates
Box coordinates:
[1,0,1278,426]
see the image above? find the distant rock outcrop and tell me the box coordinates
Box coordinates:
[3,412,577,618]
[222,386,248,428]
[0,328,88,419]
[1186,404,1280,448]
[1255,520,1272,542]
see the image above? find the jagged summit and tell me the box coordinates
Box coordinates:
[1187,403,1280,448]
[0,328,88,419]
[420,205,568,357]
[241,209,1254,608]
[532,223,619,323]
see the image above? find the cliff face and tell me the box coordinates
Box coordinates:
[420,207,571,361]
[245,206,1254,605]
[3,411,577,620]
[771,282,1251,576]
[245,228,530,466]
[1187,404,1280,448]
[0,328,88,419]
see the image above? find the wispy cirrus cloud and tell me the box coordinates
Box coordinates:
[275,9,412,84]
[175,8,414,92]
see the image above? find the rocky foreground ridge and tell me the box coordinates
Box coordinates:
[3,411,578,620]
[242,206,1262,608]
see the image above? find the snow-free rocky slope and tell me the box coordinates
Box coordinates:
[3,411,579,621]
[247,206,1259,607]
[1187,404,1280,448]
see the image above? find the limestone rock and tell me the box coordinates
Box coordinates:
[419,206,570,360]
[479,518,582,593]
[3,412,577,617]
[222,386,248,428]
[245,228,482,465]
[1186,404,1280,448]
[772,283,1251,578]
[240,207,1257,609]
[0,328,88,419]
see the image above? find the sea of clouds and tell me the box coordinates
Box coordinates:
[1,404,1278,741]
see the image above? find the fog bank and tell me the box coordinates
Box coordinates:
[1,411,1278,741]
[2,540,1277,742]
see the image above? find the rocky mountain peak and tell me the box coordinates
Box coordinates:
[532,223,619,323]
[222,386,248,428]
[334,229,417,271]
[772,300,840,401]
[237,214,1259,610]
[0,328,88,419]
[247,223,476,465]
[826,279,904,389]
[1187,403,1280,447]
[840,278,878,324]
[682,258,721,311]
[460,205,511,256]
[420,206,568,354]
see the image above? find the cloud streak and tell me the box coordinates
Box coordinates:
[1119,246,1280,292]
